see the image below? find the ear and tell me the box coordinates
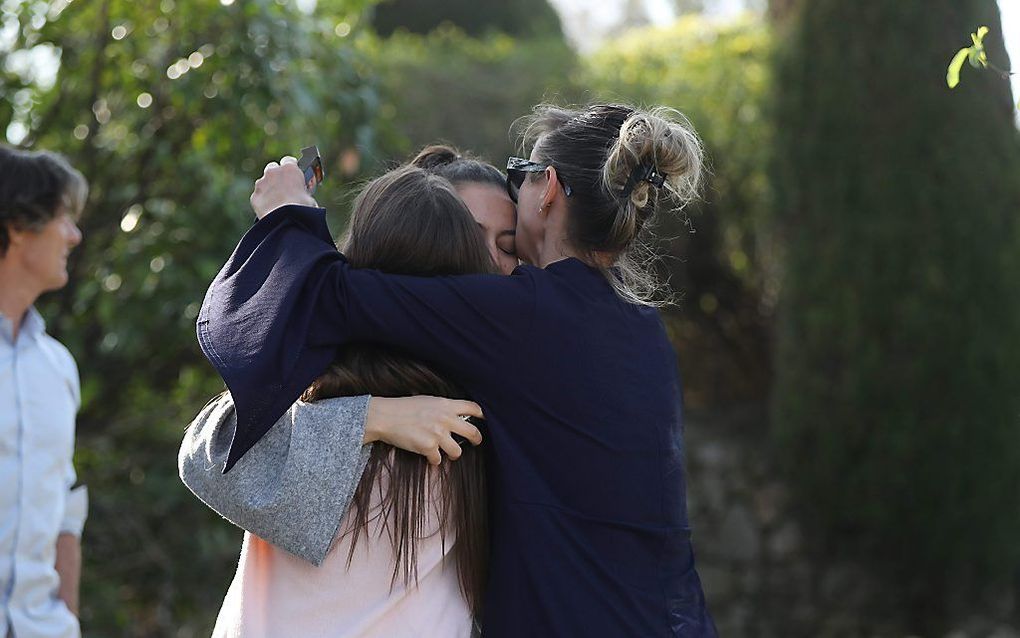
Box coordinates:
[4,223,25,248]
[541,166,561,213]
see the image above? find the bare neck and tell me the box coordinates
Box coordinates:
[534,241,586,269]
[0,262,39,341]
[531,209,588,268]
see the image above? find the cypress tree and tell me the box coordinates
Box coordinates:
[772,0,1020,625]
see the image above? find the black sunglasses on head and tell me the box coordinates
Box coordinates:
[505,157,573,203]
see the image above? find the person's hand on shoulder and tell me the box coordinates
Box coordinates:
[250,156,318,219]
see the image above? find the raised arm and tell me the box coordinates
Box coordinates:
[200,159,535,469]
[199,206,535,470]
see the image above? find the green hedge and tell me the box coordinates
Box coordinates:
[584,16,775,405]
[358,26,579,166]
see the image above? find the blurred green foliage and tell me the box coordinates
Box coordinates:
[584,16,774,405]
[2,0,382,633]
[358,26,579,166]
[772,0,1020,628]
[370,0,563,38]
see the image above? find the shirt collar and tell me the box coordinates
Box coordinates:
[0,306,46,345]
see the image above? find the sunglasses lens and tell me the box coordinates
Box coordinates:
[506,170,524,203]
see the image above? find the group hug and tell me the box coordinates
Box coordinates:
[0,102,718,637]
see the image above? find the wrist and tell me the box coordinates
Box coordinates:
[257,200,318,220]
[363,396,386,444]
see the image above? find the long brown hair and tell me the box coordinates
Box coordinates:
[302,164,493,615]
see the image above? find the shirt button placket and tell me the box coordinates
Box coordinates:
[5,341,25,607]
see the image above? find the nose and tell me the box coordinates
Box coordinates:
[67,219,83,247]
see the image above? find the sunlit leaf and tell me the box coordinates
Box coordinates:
[947,47,969,88]
[967,25,989,68]
[968,47,983,68]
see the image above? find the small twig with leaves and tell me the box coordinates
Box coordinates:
[947,25,1018,109]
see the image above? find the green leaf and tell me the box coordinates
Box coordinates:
[947,47,969,88]
[968,26,989,68]
[968,48,982,68]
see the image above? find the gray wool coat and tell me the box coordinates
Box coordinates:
[177,392,372,565]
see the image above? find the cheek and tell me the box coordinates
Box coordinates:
[516,187,535,215]
[516,203,541,236]
[19,249,48,278]
[496,253,518,276]
[35,235,66,267]
[485,239,500,263]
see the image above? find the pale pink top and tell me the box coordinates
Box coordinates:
[212,466,473,638]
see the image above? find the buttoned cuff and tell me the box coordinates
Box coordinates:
[59,485,88,537]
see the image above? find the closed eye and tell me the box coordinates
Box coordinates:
[496,230,516,256]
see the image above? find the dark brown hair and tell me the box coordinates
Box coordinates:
[0,145,88,256]
[302,164,493,615]
[519,104,704,305]
[410,144,505,191]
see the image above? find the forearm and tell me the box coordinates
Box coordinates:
[54,532,81,616]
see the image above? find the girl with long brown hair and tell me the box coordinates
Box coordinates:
[188,155,512,637]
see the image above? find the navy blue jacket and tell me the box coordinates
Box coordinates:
[198,204,717,637]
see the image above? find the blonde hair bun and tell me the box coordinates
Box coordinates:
[602,106,704,213]
[518,103,704,305]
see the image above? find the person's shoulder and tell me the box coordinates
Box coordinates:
[38,332,77,368]
[502,263,547,297]
[37,332,80,384]
[510,263,545,279]
[34,331,81,407]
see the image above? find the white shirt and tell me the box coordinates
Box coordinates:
[0,307,87,638]
[212,466,472,638]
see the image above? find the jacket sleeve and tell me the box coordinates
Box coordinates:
[178,391,373,565]
[198,204,537,470]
